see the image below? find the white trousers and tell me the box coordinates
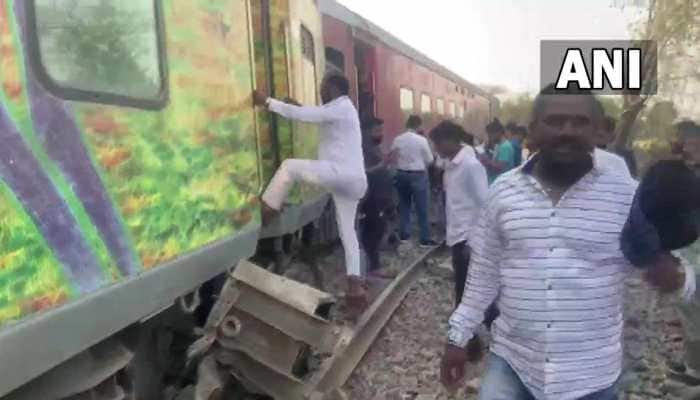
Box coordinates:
[262,159,367,276]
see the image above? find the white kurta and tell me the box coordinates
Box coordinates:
[262,96,367,276]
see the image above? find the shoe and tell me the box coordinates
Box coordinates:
[419,239,439,248]
[399,235,410,243]
[345,276,369,321]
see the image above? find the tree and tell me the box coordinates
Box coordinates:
[614,0,700,152]
[497,94,534,125]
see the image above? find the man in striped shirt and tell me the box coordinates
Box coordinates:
[440,86,687,400]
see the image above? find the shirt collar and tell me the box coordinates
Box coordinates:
[448,145,471,167]
[520,150,603,177]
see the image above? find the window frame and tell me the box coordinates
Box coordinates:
[436,98,445,115]
[26,0,169,110]
[399,87,415,111]
[420,93,432,114]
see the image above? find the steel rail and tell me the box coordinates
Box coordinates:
[308,244,442,398]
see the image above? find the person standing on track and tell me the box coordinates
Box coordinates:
[440,84,689,400]
[621,119,700,387]
[391,115,438,247]
[253,74,369,315]
[430,121,494,360]
[360,116,396,278]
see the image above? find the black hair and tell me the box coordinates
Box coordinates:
[431,121,472,145]
[513,125,528,137]
[486,118,505,134]
[506,121,518,132]
[325,74,350,96]
[406,115,422,130]
[531,83,604,124]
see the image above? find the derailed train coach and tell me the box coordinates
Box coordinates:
[0,0,326,397]
[0,0,494,398]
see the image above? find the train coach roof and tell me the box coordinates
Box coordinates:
[318,0,494,102]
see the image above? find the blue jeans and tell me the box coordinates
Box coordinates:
[479,354,618,400]
[394,171,430,242]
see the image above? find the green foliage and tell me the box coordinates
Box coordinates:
[497,94,533,125]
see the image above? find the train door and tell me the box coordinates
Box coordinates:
[354,41,377,121]
[250,0,294,186]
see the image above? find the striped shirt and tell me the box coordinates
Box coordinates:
[448,155,637,400]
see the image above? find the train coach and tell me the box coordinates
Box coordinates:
[319,0,497,144]
[0,0,494,398]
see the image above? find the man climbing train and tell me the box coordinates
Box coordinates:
[252,74,368,316]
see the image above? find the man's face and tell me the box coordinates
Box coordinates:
[433,139,459,160]
[320,79,332,104]
[530,95,597,163]
[487,130,502,145]
[370,125,384,144]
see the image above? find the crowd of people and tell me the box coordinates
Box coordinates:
[253,75,700,400]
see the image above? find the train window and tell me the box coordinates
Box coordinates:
[448,101,456,117]
[421,94,431,114]
[29,0,167,109]
[400,88,414,111]
[300,26,318,105]
[325,47,345,74]
[436,98,445,115]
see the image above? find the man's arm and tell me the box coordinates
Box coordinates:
[464,162,489,208]
[267,99,338,124]
[441,189,503,390]
[448,190,503,347]
[253,90,338,124]
[421,137,435,167]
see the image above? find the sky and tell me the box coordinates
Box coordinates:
[336,0,643,95]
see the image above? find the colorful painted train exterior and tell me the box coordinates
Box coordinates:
[0,0,325,395]
[319,0,497,145]
[0,0,493,396]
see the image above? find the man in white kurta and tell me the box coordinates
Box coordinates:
[253,75,368,312]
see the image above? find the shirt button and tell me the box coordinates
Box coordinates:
[547,322,552,328]
[546,358,551,363]
[549,247,555,252]
[550,211,556,217]
[547,284,553,290]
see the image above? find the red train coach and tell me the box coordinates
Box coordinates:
[318,0,498,145]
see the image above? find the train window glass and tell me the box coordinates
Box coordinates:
[31,0,166,107]
[400,88,414,111]
[325,47,345,74]
[421,94,431,114]
[436,98,445,115]
[300,25,318,105]
[448,101,456,117]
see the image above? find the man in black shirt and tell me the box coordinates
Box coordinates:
[360,117,395,277]
[621,120,700,389]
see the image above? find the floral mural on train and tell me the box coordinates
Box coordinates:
[0,0,262,326]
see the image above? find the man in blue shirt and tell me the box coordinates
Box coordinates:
[479,118,516,184]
